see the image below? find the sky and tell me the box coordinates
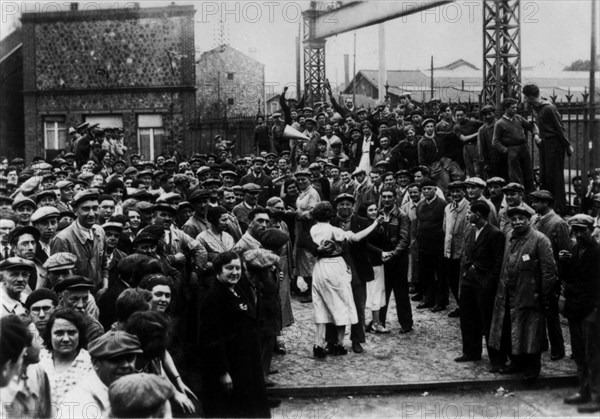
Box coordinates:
[1,0,597,91]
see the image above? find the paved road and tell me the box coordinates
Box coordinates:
[271,292,576,387]
[272,386,594,418]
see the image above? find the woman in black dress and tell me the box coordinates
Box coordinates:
[199,251,270,418]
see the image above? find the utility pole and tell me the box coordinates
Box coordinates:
[353,32,356,106]
[430,55,434,101]
[590,0,598,169]
[378,23,386,102]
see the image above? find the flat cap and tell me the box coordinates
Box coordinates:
[568,214,595,228]
[196,166,211,176]
[43,252,77,272]
[502,182,525,193]
[155,192,181,203]
[463,177,486,188]
[252,157,266,165]
[72,190,99,208]
[529,189,554,202]
[55,180,74,189]
[136,169,153,178]
[308,162,322,171]
[53,275,94,293]
[221,170,237,178]
[35,190,57,203]
[123,167,138,176]
[352,168,366,177]
[133,232,159,246]
[188,188,211,202]
[266,153,277,158]
[202,178,222,187]
[486,177,506,186]
[481,104,496,114]
[88,331,143,360]
[0,257,36,272]
[24,288,59,310]
[30,206,60,224]
[177,201,193,212]
[506,205,535,218]
[173,174,189,184]
[109,373,173,418]
[242,183,262,192]
[421,118,436,127]
[152,203,176,214]
[335,193,356,203]
[396,170,410,177]
[135,201,154,212]
[102,222,124,232]
[447,181,465,190]
[11,196,36,211]
[330,138,343,147]
[259,228,290,251]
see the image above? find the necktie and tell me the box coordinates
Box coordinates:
[3,246,9,259]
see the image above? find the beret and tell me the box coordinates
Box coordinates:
[102,221,124,232]
[259,228,290,251]
[11,196,36,211]
[447,181,465,190]
[486,177,506,186]
[88,331,143,360]
[55,180,74,189]
[568,214,595,228]
[506,205,535,218]
[335,193,356,204]
[24,288,59,310]
[53,275,94,293]
[72,190,99,208]
[188,188,211,202]
[242,183,262,192]
[30,206,60,224]
[502,182,525,193]
[8,226,40,245]
[109,373,174,418]
[43,252,77,272]
[463,177,486,188]
[252,157,266,164]
[529,189,554,202]
[0,257,36,272]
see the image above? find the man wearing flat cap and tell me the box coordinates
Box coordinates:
[498,182,534,235]
[183,189,211,237]
[240,157,274,207]
[464,177,498,227]
[12,196,36,227]
[31,206,59,262]
[530,190,570,360]
[486,177,507,214]
[61,330,142,419]
[559,214,600,413]
[51,190,109,293]
[489,203,557,383]
[109,373,173,418]
[0,257,35,317]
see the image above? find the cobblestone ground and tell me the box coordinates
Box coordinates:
[271,386,594,418]
[271,293,576,387]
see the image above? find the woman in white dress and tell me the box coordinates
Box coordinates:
[310,202,382,357]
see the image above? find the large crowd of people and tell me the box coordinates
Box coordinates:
[0,81,599,418]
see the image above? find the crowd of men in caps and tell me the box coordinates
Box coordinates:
[0,81,599,418]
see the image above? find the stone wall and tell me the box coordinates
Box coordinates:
[197,45,264,117]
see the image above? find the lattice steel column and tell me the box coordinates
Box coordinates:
[303,7,326,106]
[482,0,521,106]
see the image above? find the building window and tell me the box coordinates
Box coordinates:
[227,98,234,105]
[44,116,66,158]
[227,72,234,80]
[137,114,165,160]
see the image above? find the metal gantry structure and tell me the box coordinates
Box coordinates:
[301,0,522,107]
[482,0,522,105]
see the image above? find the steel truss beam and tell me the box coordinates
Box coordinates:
[482,0,522,106]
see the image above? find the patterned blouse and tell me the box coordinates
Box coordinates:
[39,348,93,405]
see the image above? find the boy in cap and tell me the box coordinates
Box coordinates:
[560,214,600,413]
[31,207,60,261]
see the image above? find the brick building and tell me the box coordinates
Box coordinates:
[0,29,24,160]
[21,4,196,161]
[196,45,264,117]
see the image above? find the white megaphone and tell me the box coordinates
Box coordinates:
[282,125,310,141]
